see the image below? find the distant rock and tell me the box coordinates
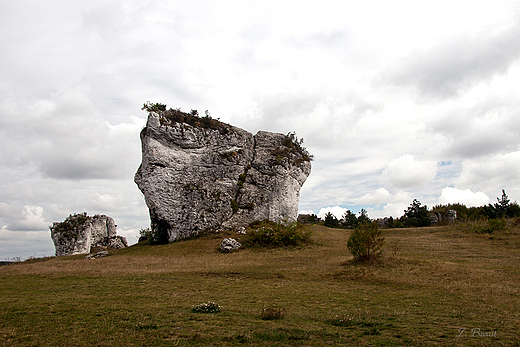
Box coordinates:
[430,210,458,224]
[134,110,312,242]
[219,238,242,253]
[50,213,128,256]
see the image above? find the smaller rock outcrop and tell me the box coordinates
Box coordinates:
[430,210,457,224]
[50,213,128,256]
[219,238,242,252]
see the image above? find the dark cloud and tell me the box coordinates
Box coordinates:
[425,95,520,159]
[388,17,520,97]
[0,92,143,181]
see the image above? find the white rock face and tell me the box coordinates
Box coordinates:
[219,238,242,252]
[50,213,128,256]
[134,112,312,242]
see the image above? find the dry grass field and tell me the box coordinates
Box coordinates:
[1,223,520,346]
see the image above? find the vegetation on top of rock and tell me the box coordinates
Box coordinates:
[142,101,231,134]
[50,212,91,240]
[271,131,313,165]
[142,102,313,164]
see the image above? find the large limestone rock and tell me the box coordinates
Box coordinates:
[50,213,128,256]
[134,110,312,242]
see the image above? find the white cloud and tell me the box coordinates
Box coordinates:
[356,188,392,205]
[382,155,437,189]
[438,187,490,207]
[363,190,413,219]
[0,228,55,260]
[457,152,520,194]
[317,206,348,220]
[0,204,47,232]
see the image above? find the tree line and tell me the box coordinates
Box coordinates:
[320,190,520,229]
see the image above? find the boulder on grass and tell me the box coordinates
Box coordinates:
[219,238,241,253]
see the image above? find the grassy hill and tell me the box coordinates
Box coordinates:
[1,224,519,346]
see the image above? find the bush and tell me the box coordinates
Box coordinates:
[347,221,384,262]
[482,219,507,234]
[141,101,166,112]
[242,220,313,248]
[138,227,152,242]
[260,306,286,320]
[191,302,221,314]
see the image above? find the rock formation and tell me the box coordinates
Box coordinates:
[219,238,242,253]
[134,109,312,242]
[430,210,457,224]
[50,213,128,256]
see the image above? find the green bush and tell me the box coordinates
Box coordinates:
[242,220,313,248]
[138,227,152,242]
[347,221,384,262]
[141,101,166,112]
[479,219,507,234]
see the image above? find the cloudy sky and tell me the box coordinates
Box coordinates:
[2,1,520,260]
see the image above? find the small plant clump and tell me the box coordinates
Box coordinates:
[260,305,286,320]
[138,227,152,242]
[347,221,384,262]
[191,302,221,314]
[242,220,313,248]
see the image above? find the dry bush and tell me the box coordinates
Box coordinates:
[260,305,286,320]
